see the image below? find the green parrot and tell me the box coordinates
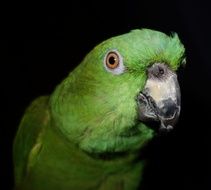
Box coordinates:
[13,29,185,190]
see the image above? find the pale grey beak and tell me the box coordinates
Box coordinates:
[137,63,181,132]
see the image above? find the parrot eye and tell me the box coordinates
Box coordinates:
[106,52,119,69]
[104,50,125,75]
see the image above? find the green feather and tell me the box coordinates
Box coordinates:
[50,29,185,153]
[14,29,185,190]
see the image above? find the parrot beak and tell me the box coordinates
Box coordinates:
[137,63,181,132]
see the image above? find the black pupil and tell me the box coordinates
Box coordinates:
[108,56,116,65]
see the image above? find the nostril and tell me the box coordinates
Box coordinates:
[149,64,166,78]
[158,66,164,75]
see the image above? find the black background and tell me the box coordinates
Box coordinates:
[2,1,211,189]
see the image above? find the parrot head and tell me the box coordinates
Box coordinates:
[50,29,185,154]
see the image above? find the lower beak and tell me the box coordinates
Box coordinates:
[137,63,181,131]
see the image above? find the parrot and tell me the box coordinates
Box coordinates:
[13,29,185,190]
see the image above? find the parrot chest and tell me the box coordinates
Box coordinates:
[22,127,143,190]
[26,157,142,190]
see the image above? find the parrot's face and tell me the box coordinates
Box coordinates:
[51,29,185,154]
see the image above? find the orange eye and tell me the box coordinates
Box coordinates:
[105,52,120,69]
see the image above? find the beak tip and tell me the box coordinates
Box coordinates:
[159,124,174,132]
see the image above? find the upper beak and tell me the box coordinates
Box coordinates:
[137,63,181,131]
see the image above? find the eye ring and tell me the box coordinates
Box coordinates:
[106,51,119,69]
[104,50,125,75]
